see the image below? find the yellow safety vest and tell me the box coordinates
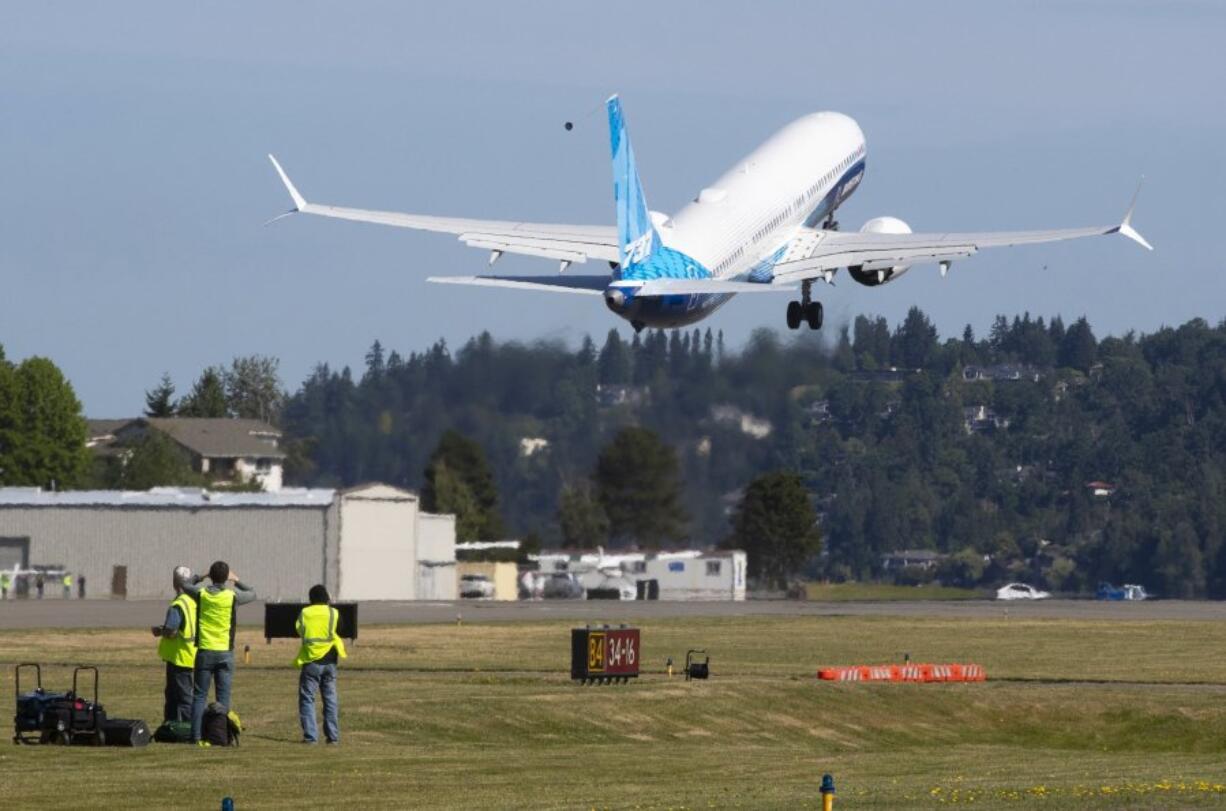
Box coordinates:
[158,592,198,667]
[62,575,72,587]
[294,604,348,668]
[196,588,236,652]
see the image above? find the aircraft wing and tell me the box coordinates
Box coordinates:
[632,279,797,296]
[426,275,610,295]
[267,155,619,267]
[425,276,800,297]
[772,185,1152,286]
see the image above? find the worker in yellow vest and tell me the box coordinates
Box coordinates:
[151,566,197,722]
[61,572,72,599]
[181,560,257,747]
[295,584,347,744]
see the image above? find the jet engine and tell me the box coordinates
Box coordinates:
[848,216,913,286]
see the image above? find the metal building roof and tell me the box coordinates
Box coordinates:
[0,487,336,508]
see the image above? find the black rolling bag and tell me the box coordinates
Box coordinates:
[102,718,151,747]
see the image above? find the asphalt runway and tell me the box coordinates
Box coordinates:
[1,597,1224,630]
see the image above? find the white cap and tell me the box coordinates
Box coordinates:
[173,566,192,588]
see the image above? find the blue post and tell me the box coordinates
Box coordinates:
[820,774,835,811]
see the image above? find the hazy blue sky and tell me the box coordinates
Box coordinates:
[1,1,1222,415]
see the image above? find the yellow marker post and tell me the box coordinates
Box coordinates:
[820,774,835,811]
[243,644,251,665]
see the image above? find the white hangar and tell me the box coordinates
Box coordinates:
[0,483,456,602]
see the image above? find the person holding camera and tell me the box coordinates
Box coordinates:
[151,566,197,723]
[181,560,256,747]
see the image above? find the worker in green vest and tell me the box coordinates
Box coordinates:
[181,560,257,747]
[61,572,72,599]
[151,566,197,722]
[295,584,347,744]
[0,570,10,600]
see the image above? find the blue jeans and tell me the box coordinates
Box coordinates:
[190,650,234,741]
[299,661,339,743]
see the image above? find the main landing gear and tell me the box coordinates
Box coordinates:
[786,281,823,330]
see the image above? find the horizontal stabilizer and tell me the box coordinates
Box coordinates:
[632,279,797,296]
[426,275,609,295]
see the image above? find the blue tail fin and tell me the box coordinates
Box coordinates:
[607,95,659,268]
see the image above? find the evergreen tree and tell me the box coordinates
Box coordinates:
[598,330,631,385]
[422,430,504,540]
[363,340,385,381]
[557,485,610,548]
[577,335,596,367]
[832,325,855,372]
[177,367,229,418]
[225,355,284,423]
[730,471,821,588]
[893,306,938,369]
[429,460,484,542]
[594,426,687,547]
[144,373,176,417]
[1060,317,1098,372]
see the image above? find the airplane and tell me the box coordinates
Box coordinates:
[267,95,1151,333]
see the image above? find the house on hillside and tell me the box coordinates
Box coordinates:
[595,383,649,407]
[963,364,1043,383]
[1086,481,1117,499]
[881,549,946,571]
[711,404,773,438]
[850,367,918,383]
[963,405,1011,434]
[88,417,286,491]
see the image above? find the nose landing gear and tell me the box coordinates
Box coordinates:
[785,281,823,330]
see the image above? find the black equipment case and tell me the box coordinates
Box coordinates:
[101,718,151,747]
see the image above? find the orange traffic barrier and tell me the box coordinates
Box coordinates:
[817,663,986,683]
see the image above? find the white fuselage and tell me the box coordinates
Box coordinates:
[614,113,867,327]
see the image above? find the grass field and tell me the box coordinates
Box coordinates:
[3,613,1226,809]
[803,583,981,601]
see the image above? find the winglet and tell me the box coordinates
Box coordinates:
[1114,177,1153,251]
[268,154,307,212]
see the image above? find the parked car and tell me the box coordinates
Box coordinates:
[1097,582,1150,601]
[459,573,495,599]
[995,582,1050,601]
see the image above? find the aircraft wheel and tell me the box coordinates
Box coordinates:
[806,301,824,330]
[785,301,802,330]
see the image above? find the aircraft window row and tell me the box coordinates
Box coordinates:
[805,150,858,204]
[715,246,745,273]
[753,203,797,244]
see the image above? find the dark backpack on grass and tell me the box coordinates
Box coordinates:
[202,703,241,747]
[153,719,192,743]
